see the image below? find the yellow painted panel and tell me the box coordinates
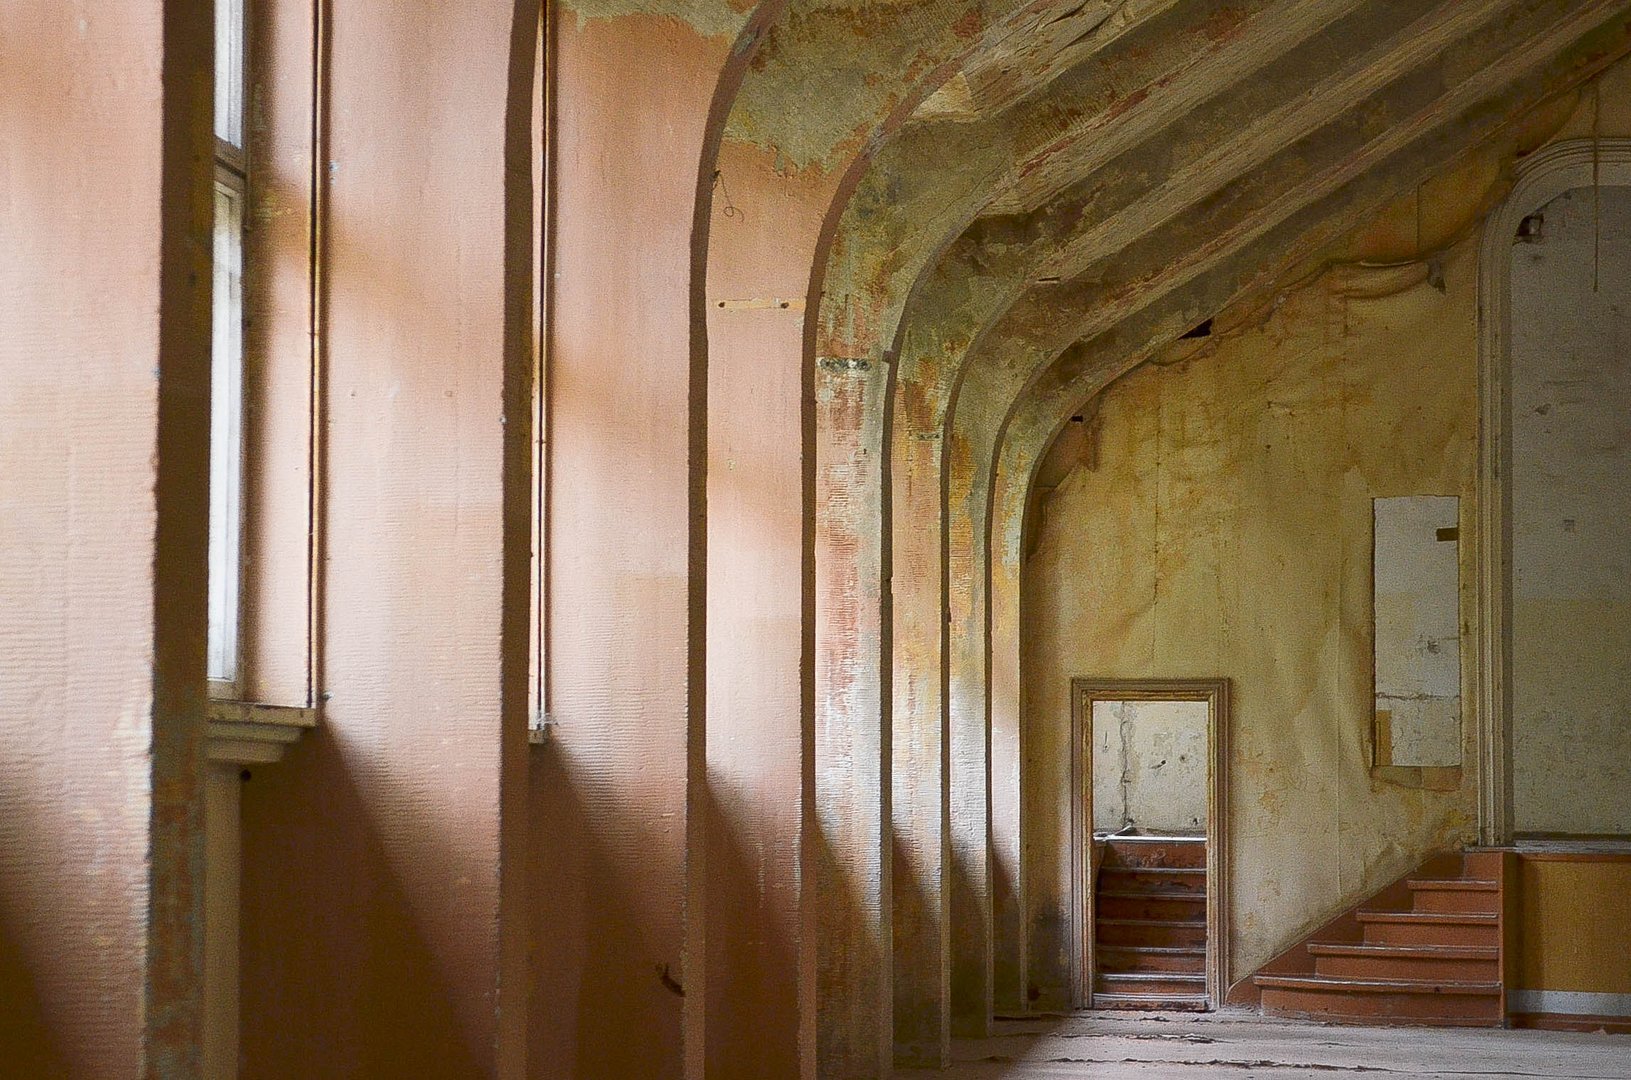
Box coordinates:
[1514,859,1631,994]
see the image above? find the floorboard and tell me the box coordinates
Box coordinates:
[903,1009,1631,1078]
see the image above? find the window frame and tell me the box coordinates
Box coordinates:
[208,0,250,699]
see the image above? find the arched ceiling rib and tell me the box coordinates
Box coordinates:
[983,0,1631,500]
[817,0,1370,359]
[711,0,1062,179]
[910,0,1173,123]
[864,0,1631,536]
[703,0,1631,537]
[886,0,1536,431]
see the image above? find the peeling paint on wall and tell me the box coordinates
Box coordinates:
[1023,238,1483,1000]
[1091,699,1209,834]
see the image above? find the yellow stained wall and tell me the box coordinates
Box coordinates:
[1023,238,1484,994]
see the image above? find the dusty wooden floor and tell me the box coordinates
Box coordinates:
[904,1010,1631,1078]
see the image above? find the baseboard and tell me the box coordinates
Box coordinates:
[1507,990,1631,1034]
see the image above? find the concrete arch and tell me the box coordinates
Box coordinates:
[879,0,1549,1008]
[827,0,1471,1027]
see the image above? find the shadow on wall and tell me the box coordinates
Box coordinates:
[530,746,808,1077]
[892,827,934,1055]
[0,812,75,1077]
[991,850,1022,1013]
[702,766,802,1077]
[808,813,889,1069]
[239,732,485,1078]
[528,741,686,1077]
[1028,911,1072,1013]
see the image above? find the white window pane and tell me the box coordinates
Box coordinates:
[215,0,245,148]
[209,183,244,686]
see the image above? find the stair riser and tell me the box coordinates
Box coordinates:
[1093,995,1210,1013]
[1251,851,1510,1029]
[1097,896,1207,921]
[1102,841,1207,871]
[1363,922,1498,948]
[1097,923,1207,948]
[1095,975,1208,998]
[1260,987,1501,1024]
[1097,950,1206,974]
[1410,890,1499,915]
[1099,869,1207,894]
[1313,955,1499,982]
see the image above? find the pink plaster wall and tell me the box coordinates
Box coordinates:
[531,9,726,1076]
[239,2,533,1074]
[0,2,211,1074]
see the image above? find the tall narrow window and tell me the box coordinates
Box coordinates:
[209,0,248,693]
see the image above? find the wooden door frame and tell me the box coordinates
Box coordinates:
[1070,677,1230,1009]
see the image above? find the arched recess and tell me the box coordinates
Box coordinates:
[532,5,748,1078]
[1475,137,1631,845]
[233,1,544,1075]
[218,1,546,1076]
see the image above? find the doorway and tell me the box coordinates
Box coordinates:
[1070,678,1230,1010]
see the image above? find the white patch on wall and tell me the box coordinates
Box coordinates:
[1091,699,1209,834]
[1509,185,1631,835]
[1373,496,1462,767]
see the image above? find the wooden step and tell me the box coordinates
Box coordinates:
[1256,974,1501,1025]
[1096,944,1206,974]
[1102,887,1206,907]
[1256,974,1501,995]
[1098,866,1207,894]
[1356,910,1498,948]
[1095,971,1207,999]
[1096,890,1207,921]
[1406,879,1500,915]
[1407,878,1498,891]
[1096,918,1207,948]
[1309,943,1498,982]
[1091,990,1209,1012]
[1240,849,1511,1028]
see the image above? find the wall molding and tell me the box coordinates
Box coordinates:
[1476,138,1631,845]
[1508,989,1631,1016]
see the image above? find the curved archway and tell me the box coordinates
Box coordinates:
[1474,137,1631,844]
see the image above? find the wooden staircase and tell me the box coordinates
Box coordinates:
[1093,837,1209,1010]
[1248,851,1504,1027]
